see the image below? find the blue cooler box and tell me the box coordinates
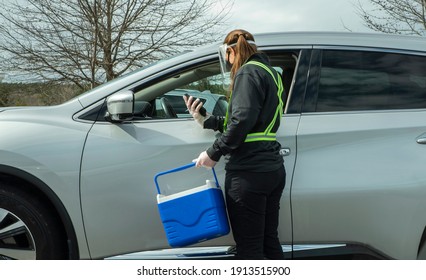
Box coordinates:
[154,163,230,247]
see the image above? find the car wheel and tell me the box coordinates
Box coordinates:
[0,182,67,259]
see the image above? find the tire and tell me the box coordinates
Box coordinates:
[0,181,67,259]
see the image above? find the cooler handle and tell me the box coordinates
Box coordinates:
[154,162,220,194]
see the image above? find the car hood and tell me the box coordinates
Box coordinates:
[0,105,54,114]
[0,106,38,112]
[0,99,83,120]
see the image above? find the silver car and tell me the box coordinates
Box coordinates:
[1,32,426,260]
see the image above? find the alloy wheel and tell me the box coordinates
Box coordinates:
[0,207,36,260]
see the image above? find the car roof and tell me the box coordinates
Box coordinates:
[179,31,426,67]
[252,31,426,53]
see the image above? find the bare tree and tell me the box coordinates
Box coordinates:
[356,0,426,36]
[0,0,233,89]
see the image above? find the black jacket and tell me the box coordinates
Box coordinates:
[205,53,284,172]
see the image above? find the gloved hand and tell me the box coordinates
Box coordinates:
[193,151,217,168]
[183,95,209,127]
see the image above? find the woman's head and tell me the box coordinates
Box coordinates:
[223,29,257,80]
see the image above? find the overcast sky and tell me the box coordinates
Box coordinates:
[223,0,376,34]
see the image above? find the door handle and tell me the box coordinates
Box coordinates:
[280,148,291,156]
[417,137,426,144]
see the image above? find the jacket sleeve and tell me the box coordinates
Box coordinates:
[207,71,264,161]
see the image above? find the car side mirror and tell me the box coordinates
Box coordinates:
[105,90,134,122]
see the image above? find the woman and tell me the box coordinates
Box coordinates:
[184,29,286,259]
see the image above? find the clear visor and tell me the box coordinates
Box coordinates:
[218,41,256,90]
[218,43,233,90]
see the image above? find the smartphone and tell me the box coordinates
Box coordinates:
[184,93,207,117]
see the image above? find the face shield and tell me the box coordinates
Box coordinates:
[218,40,256,90]
[218,43,234,90]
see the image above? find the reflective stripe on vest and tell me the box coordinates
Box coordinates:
[223,61,284,143]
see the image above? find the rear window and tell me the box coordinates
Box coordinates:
[315,50,426,112]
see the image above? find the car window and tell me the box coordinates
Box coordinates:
[132,51,300,119]
[161,92,207,117]
[133,62,228,119]
[315,50,426,112]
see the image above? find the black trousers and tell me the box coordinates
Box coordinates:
[225,165,286,259]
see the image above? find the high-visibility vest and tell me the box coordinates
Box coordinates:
[223,60,284,143]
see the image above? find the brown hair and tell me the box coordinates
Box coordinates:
[223,29,257,83]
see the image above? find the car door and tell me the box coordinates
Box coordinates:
[291,48,426,259]
[79,49,305,259]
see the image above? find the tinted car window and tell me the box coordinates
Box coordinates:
[316,50,426,112]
